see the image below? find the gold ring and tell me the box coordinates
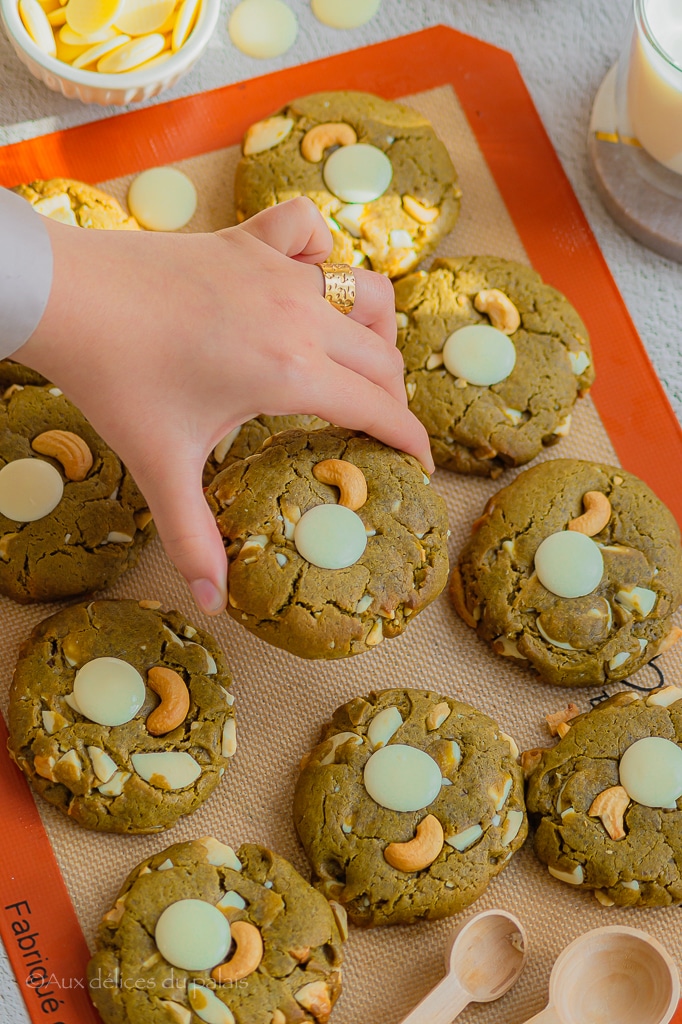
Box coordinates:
[317,262,356,315]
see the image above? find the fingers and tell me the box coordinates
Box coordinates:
[340,266,397,348]
[234,197,332,262]
[320,309,407,407]
[137,455,228,616]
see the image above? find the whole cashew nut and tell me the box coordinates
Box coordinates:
[31,429,93,481]
[384,814,444,872]
[312,459,367,511]
[145,667,190,736]
[301,122,358,163]
[567,491,611,537]
[589,785,629,841]
[211,921,263,983]
[474,289,521,335]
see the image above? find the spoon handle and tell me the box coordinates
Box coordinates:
[399,974,470,1024]
[521,1005,562,1024]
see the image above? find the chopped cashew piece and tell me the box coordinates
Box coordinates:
[545,704,580,736]
[589,785,629,841]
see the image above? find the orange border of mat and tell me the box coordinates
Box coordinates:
[1,25,682,1024]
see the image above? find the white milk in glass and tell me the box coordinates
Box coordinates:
[627,0,682,173]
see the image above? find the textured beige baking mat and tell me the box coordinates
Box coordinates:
[2,84,682,1024]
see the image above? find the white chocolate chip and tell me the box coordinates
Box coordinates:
[367,706,402,749]
[442,325,516,386]
[160,1001,192,1024]
[553,414,572,437]
[365,618,383,646]
[41,710,68,735]
[56,748,81,778]
[243,116,294,156]
[396,312,409,329]
[499,732,520,759]
[221,719,237,758]
[334,203,366,237]
[216,891,246,912]
[199,837,242,871]
[534,531,604,599]
[351,249,366,267]
[98,770,130,796]
[621,879,639,890]
[47,387,62,397]
[158,859,174,871]
[241,534,269,554]
[282,504,301,540]
[131,751,202,789]
[405,381,416,401]
[294,504,367,569]
[595,890,615,907]
[275,552,288,567]
[87,746,118,783]
[73,657,145,727]
[503,407,525,425]
[105,531,133,544]
[425,352,444,370]
[647,686,682,708]
[501,809,524,846]
[389,229,413,248]
[445,824,483,851]
[488,774,513,811]
[323,143,393,204]
[355,594,373,613]
[493,636,528,660]
[34,193,77,226]
[363,744,442,811]
[425,702,450,731]
[213,427,242,464]
[319,731,362,765]
[185,642,217,674]
[608,652,632,671]
[537,619,578,651]
[0,459,64,522]
[188,983,236,1024]
[568,350,591,375]
[155,899,231,971]
[163,625,184,646]
[549,863,584,885]
[614,586,657,617]
[619,737,682,808]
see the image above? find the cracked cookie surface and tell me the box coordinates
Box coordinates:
[88,837,344,1024]
[235,91,460,278]
[452,459,682,686]
[0,385,154,601]
[8,600,235,833]
[294,688,527,926]
[12,178,139,230]
[395,257,594,476]
[204,414,328,485]
[527,691,682,907]
[207,427,449,659]
[0,359,48,389]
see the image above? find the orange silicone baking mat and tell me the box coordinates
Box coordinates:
[1,25,682,1024]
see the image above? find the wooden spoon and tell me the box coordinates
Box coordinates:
[400,909,527,1024]
[523,925,680,1024]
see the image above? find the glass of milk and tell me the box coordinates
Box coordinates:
[617,0,682,177]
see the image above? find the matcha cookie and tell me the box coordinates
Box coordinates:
[452,459,682,686]
[294,688,526,927]
[0,360,48,390]
[235,91,461,278]
[12,178,139,230]
[207,427,449,659]
[7,600,235,834]
[527,689,682,907]
[88,837,344,1024]
[0,384,154,602]
[395,257,594,477]
[204,414,328,485]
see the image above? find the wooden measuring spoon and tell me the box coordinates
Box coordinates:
[523,925,680,1024]
[400,909,527,1024]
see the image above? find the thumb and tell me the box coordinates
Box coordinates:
[230,196,332,262]
[139,457,228,616]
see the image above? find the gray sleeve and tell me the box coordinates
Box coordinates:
[0,187,54,357]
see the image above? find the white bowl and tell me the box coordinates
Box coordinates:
[0,0,220,105]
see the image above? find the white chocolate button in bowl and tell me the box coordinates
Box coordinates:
[363,743,442,811]
[228,0,297,58]
[294,504,367,569]
[323,143,393,204]
[127,167,197,230]
[155,899,231,970]
[442,324,517,386]
[534,530,604,599]
[73,657,146,726]
[619,737,682,808]
[0,458,64,522]
[312,0,381,29]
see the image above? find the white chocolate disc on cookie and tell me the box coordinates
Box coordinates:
[312,0,381,29]
[363,744,442,811]
[228,0,297,58]
[155,899,231,971]
[323,143,393,204]
[0,459,64,522]
[73,657,146,726]
[294,504,367,569]
[128,167,197,231]
[442,324,516,386]
[619,737,682,808]
[534,530,604,598]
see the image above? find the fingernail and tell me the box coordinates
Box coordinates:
[190,578,225,615]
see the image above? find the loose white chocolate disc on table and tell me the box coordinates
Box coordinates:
[442,324,517,386]
[323,143,393,204]
[619,737,682,808]
[97,32,165,71]
[363,743,442,811]
[155,899,231,970]
[534,530,604,598]
[19,0,57,55]
[66,0,123,37]
[115,0,175,35]
[294,503,367,569]
[73,657,146,726]
[0,459,63,522]
[312,0,381,29]
[127,167,197,231]
[228,0,297,58]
